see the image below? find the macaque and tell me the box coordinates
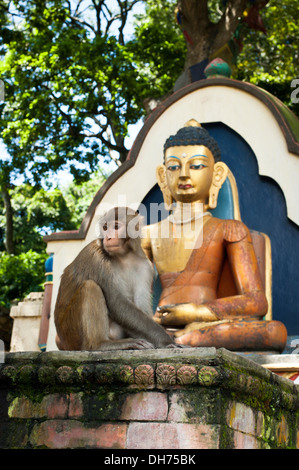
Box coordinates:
[54,206,176,351]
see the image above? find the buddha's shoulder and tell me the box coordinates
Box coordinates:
[210,217,249,243]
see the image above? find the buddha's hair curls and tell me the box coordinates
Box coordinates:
[163,125,221,162]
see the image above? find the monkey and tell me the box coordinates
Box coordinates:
[54,206,177,351]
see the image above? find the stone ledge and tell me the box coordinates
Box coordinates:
[1,348,299,449]
[1,348,298,411]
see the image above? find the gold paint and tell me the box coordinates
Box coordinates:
[263,233,272,321]
[147,213,211,274]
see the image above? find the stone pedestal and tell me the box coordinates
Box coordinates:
[0,348,298,449]
[9,292,44,352]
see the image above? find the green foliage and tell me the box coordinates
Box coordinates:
[236,0,299,117]
[6,184,76,253]
[0,0,297,188]
[128,0,186,102]
[0,0,188,178]
[62,170,106,227]
[0,170,106,252]
[0,0,298,309]
[0,250,47,308]
[0,1,147,172]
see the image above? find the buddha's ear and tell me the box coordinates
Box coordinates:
[156,164,173,210]
[208,162,228,209]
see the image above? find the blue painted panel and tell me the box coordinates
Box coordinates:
[210,177,235,220]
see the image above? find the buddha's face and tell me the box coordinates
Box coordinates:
[164,144,215,203]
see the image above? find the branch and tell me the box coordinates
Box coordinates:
[117,0,142,44]
[80,111,127,160]
[103,0,142,39]
[92,0,104,34]
[69,15,97,35]
[73,0,85,17]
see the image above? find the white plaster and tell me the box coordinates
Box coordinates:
[10,293,44,352]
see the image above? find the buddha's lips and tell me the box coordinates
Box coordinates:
[178,184,193,189]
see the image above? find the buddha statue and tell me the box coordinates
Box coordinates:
[142,120,287,352]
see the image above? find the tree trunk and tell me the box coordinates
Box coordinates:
[1,186,14,254]
[175,0,248,89]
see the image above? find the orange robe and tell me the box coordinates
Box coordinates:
[157,217,287,352]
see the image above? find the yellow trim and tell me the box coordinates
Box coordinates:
[262,364,298,372]
[263,233,273,321]
[227,169,241,221]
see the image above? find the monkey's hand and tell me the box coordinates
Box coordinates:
[156,303,217,326]
[124,339,155,350]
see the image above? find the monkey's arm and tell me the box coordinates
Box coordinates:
[103,287,175,348]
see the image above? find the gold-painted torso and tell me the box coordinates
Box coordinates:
[143,214,211,274]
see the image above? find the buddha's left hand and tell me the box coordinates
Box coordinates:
[155,303,217,326]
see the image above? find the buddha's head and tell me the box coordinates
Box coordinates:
[156,120,228,210]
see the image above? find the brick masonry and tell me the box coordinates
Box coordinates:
[0,347,298,449]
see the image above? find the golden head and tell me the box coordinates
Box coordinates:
[156,120,228,210]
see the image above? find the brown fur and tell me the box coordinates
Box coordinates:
[54,207,176,350]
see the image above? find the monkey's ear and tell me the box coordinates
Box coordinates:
[156,164,173,210]
[133,214,144,234]
[96,217,105,239]
[137,214,145,229]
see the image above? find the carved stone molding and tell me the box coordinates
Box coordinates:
[1,348,298,412]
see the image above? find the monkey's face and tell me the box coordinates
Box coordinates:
[99,207,141,257]
[101,219,129,256]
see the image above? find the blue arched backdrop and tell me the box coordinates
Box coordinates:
[141,122,299,336]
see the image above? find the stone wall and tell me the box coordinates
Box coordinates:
[0,348,298,449]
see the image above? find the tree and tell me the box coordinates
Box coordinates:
[0,170,106,309]
[0,162,14,253]
[0,250,47,309]
[172,0,249,87]
[236,0,299,117]
[0,0,150,170]
[1,0,297,187]
[0,168,106,253]
[128,0,186,112]
[0,0,146,253]
[62,169,108,227]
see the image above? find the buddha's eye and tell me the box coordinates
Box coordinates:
[167,164,180,171]
[190,163,207,170]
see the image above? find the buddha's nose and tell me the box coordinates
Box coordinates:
[180,162,190,178]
